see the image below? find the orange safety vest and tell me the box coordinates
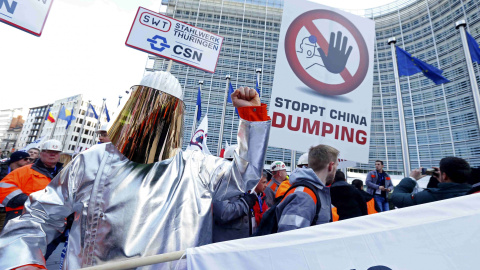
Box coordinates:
[366,198,378,215]
[0,164,52,212]
[275,178,291,199]
[281,185,317,205]
[332,207,339,222]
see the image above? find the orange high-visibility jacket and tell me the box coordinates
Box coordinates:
[275,177,291,199]
[0,164,52,212]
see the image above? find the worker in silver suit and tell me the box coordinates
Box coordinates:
[0,71,271,270]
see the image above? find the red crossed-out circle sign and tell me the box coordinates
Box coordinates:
[285,9,369,96]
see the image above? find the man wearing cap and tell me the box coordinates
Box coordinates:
[0,139,63,226]
[0,151,32,181]
[96,123,111,143]
[0,72,270,270]
[265,161,289,207]
[0,151,32,232]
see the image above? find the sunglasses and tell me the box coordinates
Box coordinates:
[23,158,35,162]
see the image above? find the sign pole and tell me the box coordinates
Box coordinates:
[456,20,480,134]
[75,100,91,151]
[191,81,203,139]
[291,150,296,171]
[388,37,410,177]
[218,75,231,156]
[50,103,64,139]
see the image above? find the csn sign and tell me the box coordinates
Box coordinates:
[126,7,224,73]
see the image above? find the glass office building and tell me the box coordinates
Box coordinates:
[149,0,480,173]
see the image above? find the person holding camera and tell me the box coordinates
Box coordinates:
[391,157,472,208]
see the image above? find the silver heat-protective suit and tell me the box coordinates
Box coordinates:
[0,71,271,269]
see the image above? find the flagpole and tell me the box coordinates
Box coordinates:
[256,68,262,98]
[50,103,64,139]
[75,100,91,151]
[61,101,77,152]
[191,81,203,139]
[456,20,480,133]
[218,75,231,156]
[118,96,122,107]
[93,98,106,146]
[388,37,411,177]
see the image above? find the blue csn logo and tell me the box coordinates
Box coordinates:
[147,35,170,52]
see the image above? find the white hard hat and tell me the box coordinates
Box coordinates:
[139,71,183,101]
[95,123,109,134]
[41,139,62,152]
[224,144,237,160]
[298,153,308,166]
[270,161,286,172]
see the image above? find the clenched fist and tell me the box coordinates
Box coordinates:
[231,87,260,108]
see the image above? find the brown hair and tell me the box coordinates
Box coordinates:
[308,144,339,172]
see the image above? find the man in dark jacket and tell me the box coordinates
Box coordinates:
[352,179,381,214]
[0,151,32,181]
[331,171,367,220]
[391,157,471,208]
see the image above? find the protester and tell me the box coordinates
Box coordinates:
[213,144,259,243]
[95,123,111,143]
[0,140,63,226]
[467,167,480,195]
[352,179,380,214]
[0,151,31,180]
[0,151,31,232]
[365,160,393,211]
[59,153,73,167]
[297,153,308,168]
[391,157,472,208]
[276,144,339,232]
[265,161,288,207]
[252,170,269,227]
[0,71,271,270]
[27,147,40,161]
[330,171,367,221]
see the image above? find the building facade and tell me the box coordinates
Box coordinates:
[149,0,480,174]
[39,95,106,154]
[0,115,24,153]
[0,108,23,154]
[16,105,49,150]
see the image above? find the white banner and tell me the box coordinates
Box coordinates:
[187,194,480,270]
[268,1,375,163]
[126,7,224,73]
[0,0,53,36]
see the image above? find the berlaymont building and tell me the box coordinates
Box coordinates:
[147,0,480,175]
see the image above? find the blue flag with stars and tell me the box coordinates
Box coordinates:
[196,87,202,121]
[396,46,449,85]
[227,82,239,116]
[466,31,480,64]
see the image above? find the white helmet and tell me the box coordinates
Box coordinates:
[270,161,286,172]
[298,153,308,167]
[95,123,109,134]
[224,144,237,160]
[41,139,62,152]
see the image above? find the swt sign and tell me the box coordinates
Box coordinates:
[268,0,375,163]
[0,0,53,36]
[126,7,224,73]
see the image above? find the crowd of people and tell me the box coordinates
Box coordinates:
[0,71,478,269]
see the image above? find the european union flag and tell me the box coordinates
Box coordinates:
[396,46,449,85]
[66,104,76,130]
[227,82,239,116]
[88,104,98,119]
[466,31,480,64]
[196,87,202,121]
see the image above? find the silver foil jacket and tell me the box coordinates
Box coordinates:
[0,119,270,269]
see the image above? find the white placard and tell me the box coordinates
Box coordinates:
[0,0,53,36]
[126,7,224,73]
[187,194,480,270]
[268,1,375,163]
